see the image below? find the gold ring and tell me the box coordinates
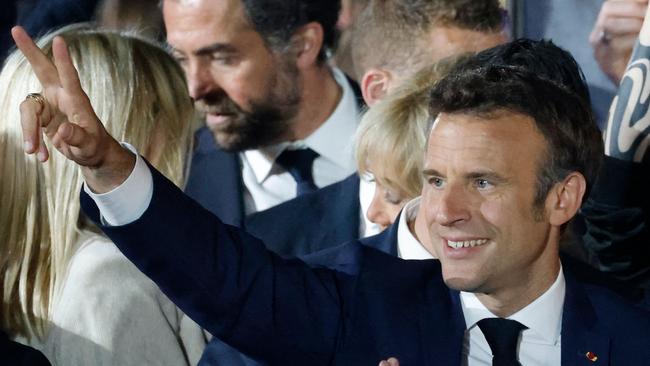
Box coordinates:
[26,92,46,113]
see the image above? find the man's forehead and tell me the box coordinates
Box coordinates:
[164,0,252,51]
[425,112,544,166]
[163,0,248,28]
[164,0,233,7]
[165,0,201,5]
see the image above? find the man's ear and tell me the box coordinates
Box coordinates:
[292,22,324,69]
[546,172,587,227]
[361,69,393,106]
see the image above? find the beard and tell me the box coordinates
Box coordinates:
[195,58,302,152]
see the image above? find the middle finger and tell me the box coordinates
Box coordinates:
[11,26,61,87]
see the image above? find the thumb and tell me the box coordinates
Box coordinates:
[58,121,91,148]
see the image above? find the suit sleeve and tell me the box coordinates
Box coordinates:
[80,164,352,365]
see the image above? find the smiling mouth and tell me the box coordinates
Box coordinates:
[446,238,489,249]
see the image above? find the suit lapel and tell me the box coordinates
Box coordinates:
[418,275,465,366]
[311,174,361,249]
[244,174,361,255]
[561,272,611,366]
[358,215,399,256]
[185,127,245,227]
[378,217,400,256]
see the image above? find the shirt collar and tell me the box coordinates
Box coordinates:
[243,68,359,183]
[397,197,434,260]
[460,266,565,345]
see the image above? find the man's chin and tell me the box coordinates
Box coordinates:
[211,130,246,152]
[441,270,482,292]
[206,114,233,130]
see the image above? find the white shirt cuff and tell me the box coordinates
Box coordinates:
[83,142,153,226]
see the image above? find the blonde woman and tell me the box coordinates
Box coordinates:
[355,60,453,230]
[0,25,206,365]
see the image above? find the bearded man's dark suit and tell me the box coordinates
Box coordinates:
[185,76,365,230]
[80,165,650,366]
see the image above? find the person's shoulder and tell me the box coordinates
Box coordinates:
[577,280,650,335]
[60,234,168,305]
[301,240,440,285]
[252,174,359,215]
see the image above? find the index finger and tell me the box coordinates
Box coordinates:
[11,26,60,87]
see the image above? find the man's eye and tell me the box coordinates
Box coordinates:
[475,179,492,189]
[174,56,187,66]
[211,56,235,66]
[428,177,444,188]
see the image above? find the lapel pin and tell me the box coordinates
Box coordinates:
[585,351,598,362]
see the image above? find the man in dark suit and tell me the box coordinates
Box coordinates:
[247,0,507,256]
[170,0,362,227]
[160,3,362,360]
[346,38,647,303]
[13,22,650,364]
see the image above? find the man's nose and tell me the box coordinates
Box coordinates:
[186,60,218,101]
[430,184,471,227]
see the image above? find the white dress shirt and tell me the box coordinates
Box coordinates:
[240,68,359,213]
[86,143,153,226]
[460,269,565,366]
[396,197,434,260]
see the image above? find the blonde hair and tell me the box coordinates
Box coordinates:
[355,58,460,200]
[0,24,195,339]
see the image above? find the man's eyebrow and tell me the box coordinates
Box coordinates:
[422,168,444,178]
[166,43,237,56]
[422,169,507,182]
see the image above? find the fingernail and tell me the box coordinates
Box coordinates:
[37,151,47,162]
[24,140,34,152]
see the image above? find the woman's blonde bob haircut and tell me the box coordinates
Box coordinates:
[355,58,460,200]
[0,24,195,339]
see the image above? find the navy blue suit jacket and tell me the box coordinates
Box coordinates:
[246,174,360,257]
[81,166,650,365]
[185,127,245,227]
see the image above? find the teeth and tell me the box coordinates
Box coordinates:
[447,239,488,249]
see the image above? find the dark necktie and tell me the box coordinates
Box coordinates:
[275,148,320,196]
[477,318,527,366]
